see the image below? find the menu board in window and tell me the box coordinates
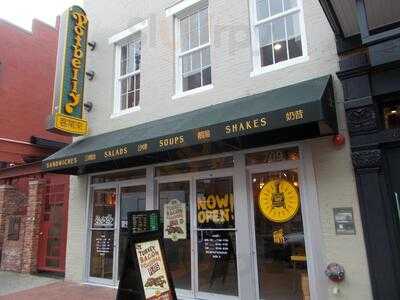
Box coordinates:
[128,210,160,235]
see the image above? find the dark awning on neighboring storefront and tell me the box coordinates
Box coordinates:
[42,75,337,174]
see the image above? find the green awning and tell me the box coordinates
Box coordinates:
[43,75,336,174]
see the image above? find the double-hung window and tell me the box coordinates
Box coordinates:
[251,0,307,72]
[115,37,141,113]
[176,6,211,94]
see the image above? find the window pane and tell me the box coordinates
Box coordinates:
[287,13,303,58]
[182,54,191,74]
[201,47,211,67]
[259,22,272,47]
[181,32,190,52]
[180,17,190,51]
[159,182,191,290]
[121,78,127,94]
[270,0,284,16]
[256,0,269,20]
[183,72,201,91]
[90,230,114,279]
[128,76,134,92]
[135,74,140,90]
[272,18,288,63]
[196,177,238,296]
[259,23,273,67]
[120,60,127,76]
[190,13,199,48]
[118,186,146,279]
[120,94,127,110]
[272,18,286,42]
[135,91,140,107]
[252,170,309,300]
[261,45,273,67]
[199,9,209,44]
[127,92,135,108]
[192,50,201,71]
[92,189,116,229]
[134,41,141,70]
[196,177,235,229]
[202,67,212,86]
[284,0,297,10]
[121,45,127,61]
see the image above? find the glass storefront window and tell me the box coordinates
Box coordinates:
[159,181,192,290]
[118,185,146,278]
[91,169,146,184]
[155,157,234,177]
[246,147,299,166]
[196,177,238,296]
[251,169,309,300]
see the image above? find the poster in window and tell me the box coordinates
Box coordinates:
[197,193,235,229]
[135,240,173,300]
[163,199,186,241]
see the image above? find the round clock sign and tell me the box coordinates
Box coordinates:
[258,179,300,223]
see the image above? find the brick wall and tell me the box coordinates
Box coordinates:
[0,180,45,273]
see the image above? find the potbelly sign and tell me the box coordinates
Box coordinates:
[47,6,88,136]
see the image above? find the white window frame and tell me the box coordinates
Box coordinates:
[249,0,308,77]
[173,2,213,99]
[109,20,148,118]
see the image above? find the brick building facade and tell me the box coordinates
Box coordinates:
[0,19,70,274]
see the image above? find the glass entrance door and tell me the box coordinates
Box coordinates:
[158,175,239,300]
[195,176,238,299]
[88,183,146,285]
[89,188,117,283]
[250,169,310,300]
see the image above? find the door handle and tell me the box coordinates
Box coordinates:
[394,192,400,222]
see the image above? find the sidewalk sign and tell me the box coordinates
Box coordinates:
[117,210,177,300]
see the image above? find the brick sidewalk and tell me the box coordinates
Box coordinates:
[0,281,116,300]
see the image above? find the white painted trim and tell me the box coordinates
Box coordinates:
[250,55,309,77]
[110,106,141,119]
[166,0,206,17]
[108,19,148,45]
[172,84,213,100]
[299,142,328,300]
[248,0,309,76]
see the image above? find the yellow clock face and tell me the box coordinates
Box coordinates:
[258,179,300,223]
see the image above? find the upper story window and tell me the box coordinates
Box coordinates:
[175,5,212,94]
[250,0,307,74]
[116,37,141,112]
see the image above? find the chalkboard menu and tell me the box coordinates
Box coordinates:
[128,210,160,235]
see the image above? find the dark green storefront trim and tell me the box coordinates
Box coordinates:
[42,75,336,174]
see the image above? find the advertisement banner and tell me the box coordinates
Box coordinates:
[163,200,186,241]
[135,240,172,300]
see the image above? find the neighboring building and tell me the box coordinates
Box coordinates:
[43,0,373,299]
[319,0,400,299]
[0,19,70,274]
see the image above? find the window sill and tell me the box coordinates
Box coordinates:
[110,106,141,119]
[250,56,309,78]
[172,84,214,100]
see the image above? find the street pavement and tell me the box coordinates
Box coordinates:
[0,272,116,300]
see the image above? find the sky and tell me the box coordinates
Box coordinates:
[0,0,84,31]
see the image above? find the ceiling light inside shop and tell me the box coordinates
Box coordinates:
[274,43,282,50]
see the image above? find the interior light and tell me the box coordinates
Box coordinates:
[253,178,257,183]
[391,110,397,114]
[293,181,298,187]
[274,43,282,50]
